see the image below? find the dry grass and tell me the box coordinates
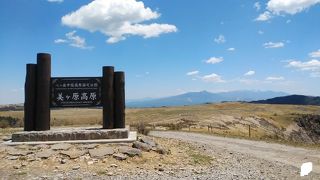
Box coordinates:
[1,102,320,129]
[1,102,320,145]
[2,102,320,126]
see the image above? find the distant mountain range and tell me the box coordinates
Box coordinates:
[126,90,288,107]
[251,95,320,106]
[3,91,319,109]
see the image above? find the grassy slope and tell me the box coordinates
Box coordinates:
[1,102,320,145]
[2,102,320,127]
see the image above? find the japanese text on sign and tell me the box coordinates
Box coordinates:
[50,77,102,107]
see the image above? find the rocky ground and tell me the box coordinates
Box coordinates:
[0,135,214,179]
[0,131,319,179]
[150,131,320,180]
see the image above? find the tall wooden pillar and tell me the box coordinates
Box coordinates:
[114,71,125,128]
[102,66,114,129]
[24,64,37,131]
[35,53,51,131]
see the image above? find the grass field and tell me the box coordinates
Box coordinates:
[1,102,320,144]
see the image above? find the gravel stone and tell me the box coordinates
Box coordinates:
[140,137,157,147]
[13,165,21,169]
[2,136,11,141]
[51,143,72,151]
[132,141,152,152]
[7,156,19,160]
[72,165,80,170]
[113,153,127,161]
[154,145,169,155]
[7,150,32,156]
[60,150,87,159]
[110,164,118,168]
[36,149,55,159]
[60,159,67,164]
[78,144,98,150]
[118,146,142,157]
[89,147,114,158]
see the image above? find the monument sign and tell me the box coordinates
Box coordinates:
[50,77,102,107]
[24,53,125,131]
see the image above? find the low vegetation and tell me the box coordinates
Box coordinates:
[1,102,320,146]
[0,116,22,128]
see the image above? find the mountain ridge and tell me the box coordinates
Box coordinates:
[250,95,320,106]
[126,90,288,107]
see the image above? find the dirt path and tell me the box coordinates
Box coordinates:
[150,131,320,175]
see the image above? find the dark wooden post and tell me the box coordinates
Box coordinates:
[248,125,251,138]
[24,64,37,131]
[114,71,125,128]
[35,53,51,131]
[102,66,114,129]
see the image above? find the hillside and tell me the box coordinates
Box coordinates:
[251,95,320,106]
[127,90,288,107]
[2,102,320,145]
[0,104,23,111]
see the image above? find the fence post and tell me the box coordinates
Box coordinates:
[249,125,251,138]
[114,71,125,128]
[35,53,51,131]
[24,64,37,131]
[102,66,114,129]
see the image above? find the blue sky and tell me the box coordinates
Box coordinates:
[1,0,320,104]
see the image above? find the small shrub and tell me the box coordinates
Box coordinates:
[0,120,9,128]
[137,122,150,135]
[167,123,183,130]
[0,116,21,128]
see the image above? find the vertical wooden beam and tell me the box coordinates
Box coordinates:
[249,125,251,138]
[24,64,37,131]
[114,71,125,128]
[102,66,114,129]
[35,53,51,131]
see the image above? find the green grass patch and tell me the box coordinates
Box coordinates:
[187,150,213,165]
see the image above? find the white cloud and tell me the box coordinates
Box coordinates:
[186,70,199,76]
[205,57,224,64]
[54,39,67,44]
[214,35,226,44]
[263,41,284,48]
[258,30,264,35]
[288,59,320,71]
[266,76,285,81]
[202,73,225,83]
[61,0,177,44]
[254,2,261,11]
[227,47,235,51]
[255,11,273,21]
[48,0,63,3]
[54,31,93,49]
[256,0,320,22]
[267,0,320,15]
[244,70,255,76]
[286,19,292,23]
[309,49,320,58]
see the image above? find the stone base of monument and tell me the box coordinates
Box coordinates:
[4,127,136,145]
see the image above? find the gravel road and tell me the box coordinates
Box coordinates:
[150,131,320,179]
[1,131,319,179]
